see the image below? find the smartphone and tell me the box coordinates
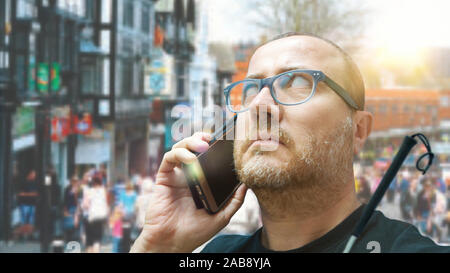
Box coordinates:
[182,115,241,214]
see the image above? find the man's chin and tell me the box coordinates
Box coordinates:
[238,156,291,190]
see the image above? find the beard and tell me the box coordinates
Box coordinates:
[233,116,354,194]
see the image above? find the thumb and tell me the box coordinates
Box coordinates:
[217,184,248,224]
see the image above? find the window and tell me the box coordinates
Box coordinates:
[120,58,133,96]
[16,0,36,19]
[101,0,112,23]
[57,0,85,16]
[85,0,95,20]
[123,0,134,28]
[102,59,110,95]
[81,61,96,94]
[141,3,150,34]
[100,30,111,54]
[403,105,410,113]
[391,104,398,113]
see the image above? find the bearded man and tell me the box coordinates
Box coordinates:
[131,33,450,253]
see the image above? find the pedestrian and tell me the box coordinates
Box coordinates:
[432,181,447,242]
[46,166,61,240]
[445,185,450,241]
[16,170,39,241]
[109,207,123,253]
[400,177,416,222]
[99,164,108,185]
[386,176,397,203]
[414,179,438,238]
[119,182,137,252]
[113,177,126,207]
[78,171,91,247]
[63,176,80,243]
[356,175,371,204]
[83,176,109,253]
[130,169,141,190]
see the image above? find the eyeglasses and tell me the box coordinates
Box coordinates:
[224,69,360,113]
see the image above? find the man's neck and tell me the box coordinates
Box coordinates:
[254,179,360,251]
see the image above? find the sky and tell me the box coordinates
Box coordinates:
[365,0,450,48]
[205,0,262,43]
[206,0,450,50]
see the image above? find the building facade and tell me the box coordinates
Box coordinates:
[0,0,95,251]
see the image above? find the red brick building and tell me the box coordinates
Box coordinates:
[366,89,450,137]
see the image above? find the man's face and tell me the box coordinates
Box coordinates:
[233,36,356,190]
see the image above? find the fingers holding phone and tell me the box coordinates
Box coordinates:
[157,132,212,174]
[131,132,225,252]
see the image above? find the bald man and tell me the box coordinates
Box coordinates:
[131,33,450,253]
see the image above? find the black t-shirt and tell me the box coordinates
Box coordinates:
[201,205,450,253]
[17,179,39,206]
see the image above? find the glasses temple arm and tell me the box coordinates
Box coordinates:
[322,76,360,110]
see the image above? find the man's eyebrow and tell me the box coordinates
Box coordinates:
[246,65,312,79]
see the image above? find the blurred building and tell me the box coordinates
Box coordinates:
[366,89,440,138]
[188,0,217,133]
[0,0,95,252]
[228,42,256,108]
[0,0,165,252]
[147,0,196,177]
[363,89,450,168]
[209,43,236,109]
[77,0,160,184]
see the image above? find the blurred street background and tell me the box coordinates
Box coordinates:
[0,0,450,253]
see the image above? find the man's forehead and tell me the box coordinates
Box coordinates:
[247,35,344,78]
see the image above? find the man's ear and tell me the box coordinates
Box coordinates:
[353,111,373,155]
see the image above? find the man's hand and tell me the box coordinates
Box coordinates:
[130,132,248,253]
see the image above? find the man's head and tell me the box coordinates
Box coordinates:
[27,170,36,181]
[70,176,79,186]
[233,33,373,196]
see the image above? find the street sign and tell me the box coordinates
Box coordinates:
[37,63,49,93]
[51,62,61,92]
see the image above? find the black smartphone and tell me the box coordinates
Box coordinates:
[182,115,241,214]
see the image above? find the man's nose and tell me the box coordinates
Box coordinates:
[248,85,276,110]
[247,86,282,125]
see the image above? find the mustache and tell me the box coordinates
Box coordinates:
[237,127,294,152]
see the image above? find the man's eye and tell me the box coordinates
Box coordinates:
[291,76,310,88]
[278,74,311,89]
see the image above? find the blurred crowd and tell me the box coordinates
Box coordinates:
[59,168,155,253]
[356,167,450,244]
[11,163,262,253]
[10,147,450,252]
